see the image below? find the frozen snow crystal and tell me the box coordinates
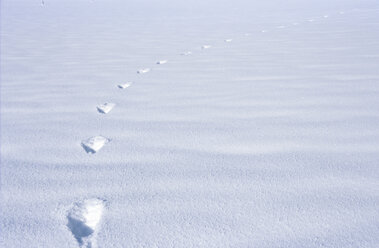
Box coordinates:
[156,60,167,65]
[96,103,115,114]
[137,68,150,74]
[67,198,105,248]
[81,136,110,154]
[117,82,132,89]
[202,45,211,49]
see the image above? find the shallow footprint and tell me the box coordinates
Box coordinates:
[118,82,132,89]
[156,60,167,64]
[67,198,105,248]
[181,51,192,56]
[137,68,150,74]
[97,103,115,114]
[81,136,110,154]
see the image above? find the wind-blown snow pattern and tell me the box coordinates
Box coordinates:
[1,0,379,247]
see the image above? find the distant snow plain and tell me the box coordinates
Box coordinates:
[1,0,379,247]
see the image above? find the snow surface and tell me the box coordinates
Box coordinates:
[1,0,379,247]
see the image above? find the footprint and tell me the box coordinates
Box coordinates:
[244,33,250,36]
[225,39,233,42]
[308,19,314,22]
[261,30,267,33]
[276,25,286,29]
[137,68,150,74]
[181,51,192,56]
[118,82,132,89]
[67,198,105,248]
[292,22,299,25]
[97,103,115,114]
[324,15,329,18]
[156,60,167,65]
[201,45,211,49]
[81,136,110,154]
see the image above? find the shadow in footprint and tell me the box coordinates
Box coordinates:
[67,216,94,246]
[67,198,105,248]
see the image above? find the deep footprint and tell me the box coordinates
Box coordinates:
[181,51,192,56]
[156,60,167,64]
[118,82,132,89]
[81,136,110,154]
[137,68,150,74]
[97,103,116,114]
[67,198,105,248]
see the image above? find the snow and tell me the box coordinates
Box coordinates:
[137,68,151,74]
[81,136,110,154]
[181,51,192,56]
[97,103,116,114]
[202,45,212,49]
[67,198,105,248]
[156,60,168,65]
[117,82,132,89]
[1,0,379,247]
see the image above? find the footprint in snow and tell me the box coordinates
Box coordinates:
[225,39,233,42]
[137,68,150,74]
[118,82,132,89]
[67,198,105,248]
[202,45,211,49]
[97,103,115,114]
[81,136,110,154]
[181,51,192,56]
[156,60,167,65]
[324,15,329,18]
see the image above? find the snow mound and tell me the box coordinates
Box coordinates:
[156,60,167,65]
[117,82,132,89]
[67,198,105,248]
[96,103,116,114]
[81,136,110,154]
[202,45,211,49]
[137,68,150,74]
